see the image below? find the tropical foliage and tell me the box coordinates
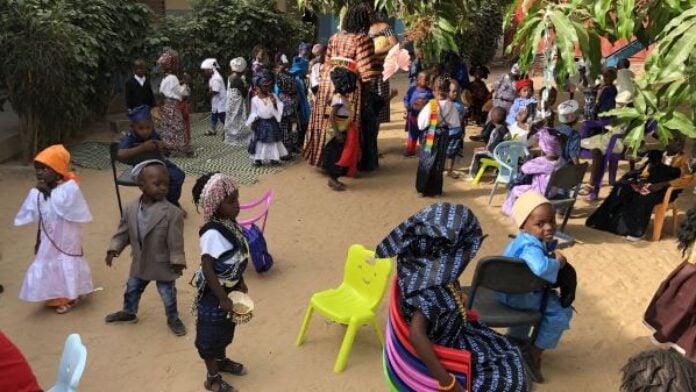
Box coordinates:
[508,0,696,149]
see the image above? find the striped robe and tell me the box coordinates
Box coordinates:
[303,31,379,167]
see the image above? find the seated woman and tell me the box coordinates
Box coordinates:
[376,203,528,391]
[586,136,692,240]
[502,129,565,217]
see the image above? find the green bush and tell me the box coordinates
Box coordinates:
[455,2,503,67]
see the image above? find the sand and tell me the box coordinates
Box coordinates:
[0,73,693,392]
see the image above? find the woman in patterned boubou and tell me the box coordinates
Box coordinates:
[191,173,250,392]
[376,203,529,392]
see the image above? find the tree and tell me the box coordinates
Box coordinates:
[508,0,696,150]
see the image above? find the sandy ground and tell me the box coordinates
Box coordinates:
[0,73,693,392]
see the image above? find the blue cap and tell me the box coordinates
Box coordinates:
[128,105,151,122]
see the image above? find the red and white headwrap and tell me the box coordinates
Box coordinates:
[199,174,239,222]
[157,48,179,70]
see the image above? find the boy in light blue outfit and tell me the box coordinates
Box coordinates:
[497,190,574,384]
[506,78,537,126]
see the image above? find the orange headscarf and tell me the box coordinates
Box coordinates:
[34,144,79,183]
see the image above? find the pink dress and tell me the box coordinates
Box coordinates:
[15,180,94,302]
[502,157,564,216]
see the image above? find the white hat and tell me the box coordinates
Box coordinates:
[131,159,166,180]
[511,63,520,76]
[200,58,219,70]
[280,54,289,64]
[229,57,247,73]
[558,100,580,124]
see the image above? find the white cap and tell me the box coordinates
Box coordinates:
[229,57,247,73]
[200,58,218,70]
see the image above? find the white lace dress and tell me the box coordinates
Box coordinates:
[14,180,94,302]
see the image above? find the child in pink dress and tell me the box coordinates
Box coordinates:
[14,145,93,314]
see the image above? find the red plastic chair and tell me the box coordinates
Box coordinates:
[387,279,472,391]
[237,190,274,233]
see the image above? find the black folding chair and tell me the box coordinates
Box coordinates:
[545,162,589,247]
[464,256,550,344]
[109,142,138,217]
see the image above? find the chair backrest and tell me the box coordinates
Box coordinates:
[342,244,393,311]
[493,141,528,179]
[237,190,274,233]
[52,334,87,392]
[545,162,589,197]
[467,256,548,308]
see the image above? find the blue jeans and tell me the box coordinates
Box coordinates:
[210,112,226,132]
[164,161,185,206]
[123,277,179,321]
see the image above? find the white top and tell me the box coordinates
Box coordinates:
[246,94,284,126]
[159,74,189,101]
[417,99,460,130]
[310,63,322,88]
[200,230,234,260]
[134,74,146,87]
[15,180,92,226]
[509,123,530,144]
[209,72,227,113]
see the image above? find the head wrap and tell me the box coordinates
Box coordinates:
[34,144,78,182]
[199,173,239,222]
[537,128,563,157]
[127,105,152,122]
[298,42,312,54]
[130,159,166,180]
[200,58,219,70]
[279,54,290,65]
[229,57,247,73]
[558,99,580,124]
[512,191,550,228]
[257,71,274,87]
[510,63,520,76]
[312,44,324,56]
[375,203,484,320]
[157,48,179,70]
[515,78,533,91]
[289,56,309,77]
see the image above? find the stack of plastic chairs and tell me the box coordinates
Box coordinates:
[383,279,472,392]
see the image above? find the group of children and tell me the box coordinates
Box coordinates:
[15,144,251,391]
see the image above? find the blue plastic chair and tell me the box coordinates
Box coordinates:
[47,334,87,392]
[488,141,529,205]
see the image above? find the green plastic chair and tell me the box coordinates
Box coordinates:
[295,244,393,373]
[471,157,500,185]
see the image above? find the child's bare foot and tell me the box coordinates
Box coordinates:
[328,178,346,191]
[204,374,237,392]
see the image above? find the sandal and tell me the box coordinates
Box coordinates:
[217,358,247,376]
[204,374,236,392]
[328,179,346,192]
[56,298,80,314]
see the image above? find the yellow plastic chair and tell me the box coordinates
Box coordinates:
[295,244,393,373]
[471,157,500,185]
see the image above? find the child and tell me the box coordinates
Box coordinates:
[105,160,187,336]
[445,79,466,178]
[116,105,186,208]
[191,173,250,392]
[509,106,530,144]
[403,71,434,156]
[275,55,299,155]
[125,59,155,112]
[157,48,193,156]
[506,78,537,126]
[468,65,491,125]
[581,67,618,137]
[246,73,288,166]
[554,100,582,165]
[15,145,94,314]
[644,207,696,362]
[503,129,565,216]
[467,106,510,178]
[500,190,574,383]
[407,47,424,87]
[414,75,459,196]
[201,58,227,136]
[491,63,520,115]
[309,44,325,96]
[223,57,251,146]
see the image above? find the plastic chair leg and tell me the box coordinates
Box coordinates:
[488,180,499,205]
[333,320,360,373]
[295,305,314,346]
[471,164,489,186]
[607,159,619,185]
[652,206,666,241]
[672,207,679,236]
[371,317,384,347]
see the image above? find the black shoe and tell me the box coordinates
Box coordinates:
[105,311,138,323]
[280,154,292,161]
[270,160,281,166]
[522,350,544,384]
[0,284,4,294]
[253,160,262,167]
[168,318,187,336]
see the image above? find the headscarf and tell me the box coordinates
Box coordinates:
[515,78,533,91]
[229,57,247,73]
[375,203,484,320]
[257,71,274,87]
[558,99,580,124]
[298,42,312,55]
[289,56,309,77]
[157,48,179,70]
[510,63,520,76]
[130,159,166,180]
[537,128,563,157]
[127,105,151,122]
[34,144,78,182]
[200,58,219,70]
[199,173,239,222]
[512,191,550,228]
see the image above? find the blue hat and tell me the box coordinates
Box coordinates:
[289,56,308,77]
[128,105,151,122]
[298,42,311,53]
